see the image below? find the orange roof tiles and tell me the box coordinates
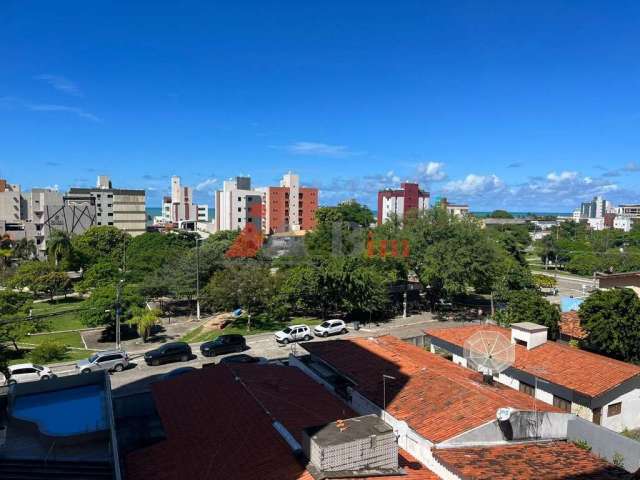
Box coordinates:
[560,310,588,339]
[433,441,632,479]
[302,335,559,443]
[428,324,640,397]
[125,364,438,480]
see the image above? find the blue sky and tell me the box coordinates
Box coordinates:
[2,1,640,211]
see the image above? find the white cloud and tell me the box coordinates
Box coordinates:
[34,74,82,96]
[443,174,505,196]
[282,142,355,158]
[546,171,578,182]
[27,103,100,122]
[623,161,640,172]
[417,161,447,182]
[195,178,218,191]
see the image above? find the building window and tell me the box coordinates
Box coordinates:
[97,222,102,225]
[553,395,572,413]
[607,402,622,417]
[514,338,527,347]
[519,381,535,397]
[108,222,113,225]
[593,407,602,425]
[248,218,252,222]
[238,197,241,201]
[238,207,241,212]
[108,213,113,217]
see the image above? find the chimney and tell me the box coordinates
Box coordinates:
[302,415,403,479]
[510,322,548,350]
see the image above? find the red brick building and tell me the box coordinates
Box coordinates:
[261,172,318,234]
[377,182,430,225]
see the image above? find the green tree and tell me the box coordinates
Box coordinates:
[13,238,37,261]
[578,288,640,362]
[305,201,372,257]
[72,226,129,269]
[74,261,121,293]
[202,261,275,325]
[128,308,160,342]
[488,210,514,219]
[30,341,68,364]
[47,230,73,267]
[80,283,144,328]
[533,274,557,289]
[0,291,35,351]
[404,209,501,308]
[494,290,561,339]
[8,261,65,299]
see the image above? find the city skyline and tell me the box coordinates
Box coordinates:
[3,1,640,210]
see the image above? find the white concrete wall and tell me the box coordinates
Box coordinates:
[496,372,520,390]
[511,327,548,350]
[535,386,554,405]
[452,353,467,368]
[601,388,640,432]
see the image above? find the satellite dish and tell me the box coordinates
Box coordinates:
[463,330,515,377]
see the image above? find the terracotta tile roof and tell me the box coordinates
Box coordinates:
[301,336,559,443]
[433,441,633,479]
[560,310,588,340]
[427,324,640,398]
[125,364,438,480]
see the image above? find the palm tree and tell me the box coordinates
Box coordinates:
[47,231,72,267]
[13,238,37,260]
[0,234,13,273]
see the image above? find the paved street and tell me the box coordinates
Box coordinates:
[47,312,471,397]
[537,271,597,303]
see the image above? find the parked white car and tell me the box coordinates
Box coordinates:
[5,363,55,385]
[75,350,130,374]
[314,320,348,338]
[274,325,312,344]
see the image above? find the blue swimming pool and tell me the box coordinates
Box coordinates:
[12,384,108,436]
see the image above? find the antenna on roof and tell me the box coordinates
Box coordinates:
[463,330,515,384]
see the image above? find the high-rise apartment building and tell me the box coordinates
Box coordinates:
[69,176,146,236]
[0,179,96,256]
[260,172,318,234]
[377,182,430,225]
[579,196,611,219]
[0,179,27,222]
[214,177,262,232]
[160,176,209,230]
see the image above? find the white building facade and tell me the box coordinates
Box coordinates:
[214,176,262,232]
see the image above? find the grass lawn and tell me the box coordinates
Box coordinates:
[6,347,89,366]
[31,297,86,332]
[22,331,85,349]
[181,315,324,343]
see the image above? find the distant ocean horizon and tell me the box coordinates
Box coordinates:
[145,207,570,223]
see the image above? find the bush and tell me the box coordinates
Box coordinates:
[30,341,68,364]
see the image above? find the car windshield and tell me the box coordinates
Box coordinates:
[320,321,331,328]
[282,327,292,334]
[33,365,44,370]
[89,354,99,363]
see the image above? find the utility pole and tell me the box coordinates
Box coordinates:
[196,237,203,320]
[115,279,123,350]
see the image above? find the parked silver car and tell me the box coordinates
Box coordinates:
[76,350,129,374]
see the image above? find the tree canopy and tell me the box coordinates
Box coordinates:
[494,290,561,339]
[579,288,640,362]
